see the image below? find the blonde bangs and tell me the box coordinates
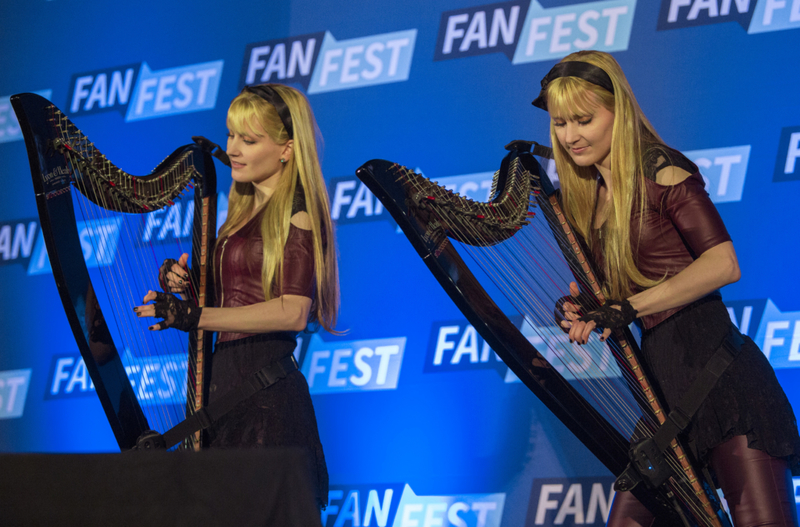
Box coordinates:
[546,77,595,119]
[226,93,287,142]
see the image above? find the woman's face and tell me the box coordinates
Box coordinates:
[226,117,292,192]
[551,100,615,173]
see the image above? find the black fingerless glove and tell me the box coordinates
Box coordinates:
[577,299,638,330]
[151,292,201,332]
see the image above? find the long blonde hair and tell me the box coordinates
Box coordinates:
[544,50,663,300]
[220,85,339,332]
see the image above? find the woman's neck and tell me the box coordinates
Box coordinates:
[252,185,274,212]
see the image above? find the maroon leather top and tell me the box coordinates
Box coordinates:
[214,214,315,342]
[592,170,731,329]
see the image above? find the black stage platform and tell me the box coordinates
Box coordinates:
[0,447,321,527]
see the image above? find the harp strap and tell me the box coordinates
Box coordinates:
[192,135,231,167]
[616,327,744,491]
[135,354,299,450]
[504,139,554,160]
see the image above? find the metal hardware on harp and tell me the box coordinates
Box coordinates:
[355,143,731,526]
[11,92,217,452]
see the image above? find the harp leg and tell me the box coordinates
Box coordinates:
[711,435,798,527]
[606,491,655,527]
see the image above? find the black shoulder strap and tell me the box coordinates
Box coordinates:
[616,327,744,491]
[133,354,299,450]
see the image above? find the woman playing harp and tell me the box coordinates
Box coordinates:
[134,84,339,510]
[537,51,800,525]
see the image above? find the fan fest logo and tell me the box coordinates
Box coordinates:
[658,0,800,33]
[434,0,637,64]
[774,126,800,182]
[300,333,406,394]
[0,369,32,420]
[727,299,800,370]
[426,318,622,383]
[67,59,224,121]
[322,484,505,527]
[46,352,189,405]
[328,170,498,227]
[240,28,417,94]
[526,478,615,526]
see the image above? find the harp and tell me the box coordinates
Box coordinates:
[12,92,217,451]
[355,144,731,526]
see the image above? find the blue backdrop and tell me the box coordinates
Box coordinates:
[1,0,799,524]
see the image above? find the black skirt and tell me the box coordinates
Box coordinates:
[641,295,800,472]
[207,333,328,509]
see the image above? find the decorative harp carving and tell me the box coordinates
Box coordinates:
[12,92,216,451]
[355,145,730,526]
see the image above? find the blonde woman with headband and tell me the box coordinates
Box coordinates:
[536,51,800,525]
[135,84,338,510]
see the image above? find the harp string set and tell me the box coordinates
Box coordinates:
[45,102,212,450]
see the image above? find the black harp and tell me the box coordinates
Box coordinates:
[355,143,730,526]
[12,92,217,451]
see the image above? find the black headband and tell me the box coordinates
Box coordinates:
[531,61,615,111]
[242,84,294,139]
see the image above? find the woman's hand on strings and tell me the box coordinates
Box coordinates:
[569,296,638,345]
[158,253,190,294]
[133,290,202,332]
[555,282,593,334]
[558,282,619,345]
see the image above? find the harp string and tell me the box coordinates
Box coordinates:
[72,166,191,437]
[400,163,718,526]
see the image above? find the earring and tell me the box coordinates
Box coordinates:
[280,158,286,164]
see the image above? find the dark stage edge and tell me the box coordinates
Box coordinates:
[0,447,321,527]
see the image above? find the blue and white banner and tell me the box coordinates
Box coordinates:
[1,0,799,521]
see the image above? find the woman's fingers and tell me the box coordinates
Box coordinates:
[170,266,189,281]
[563,302,579,314]
[568,321,583,343]
[569,281,580,298]
[133,292,156,318]
[568,319,597,345]
[134,305,155,317]
[580,322,595,344]
[166,254,190,292]
[166,273,187,291]
[172,253,190,280]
